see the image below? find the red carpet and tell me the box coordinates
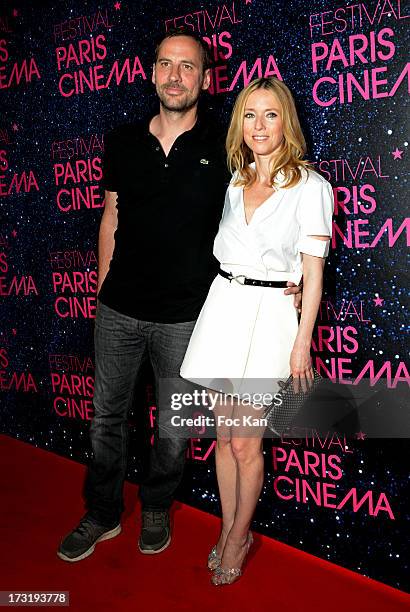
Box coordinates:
[0,434,408,612]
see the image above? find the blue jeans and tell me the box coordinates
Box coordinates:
[83,301,196,527]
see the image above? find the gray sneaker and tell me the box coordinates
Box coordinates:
[138,510,171,554]
[57,516,121,562]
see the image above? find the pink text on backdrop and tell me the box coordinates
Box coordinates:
[309,1,410,37]
[0,348,38,393]
[49,250,97,319]
[331,217,409,249]
[318,300,371,322]
[0,148,40,196]
[309,28,410,106]
[0,249,39,297]
[272,445,395,518]
[51,134,104,160]
[164,2,243,34]
[52,271,97,319]
[55,34,147,97]
[314,357,408,388]
[53,156,103,211]
[49,250,97,270]
[314,155,389,183]
[0,39,41,89]
[49,353,95,420]
[53,9,113,42]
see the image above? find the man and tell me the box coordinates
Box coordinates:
[57,30,301,562]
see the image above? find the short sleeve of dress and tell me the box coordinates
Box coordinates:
[102,130,119,192]
[296,174,334,258]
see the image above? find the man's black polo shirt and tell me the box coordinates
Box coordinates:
[98,116,230,323]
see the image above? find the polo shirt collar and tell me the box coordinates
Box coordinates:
[143,112,205,142]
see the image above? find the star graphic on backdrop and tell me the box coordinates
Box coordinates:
[12,123,19,132]
[391,148,403,160]
[245,0,252,4]
[355,431,366,440]
[12,9,19,17]
[373,296,384,307]
[12,329,17,336]
[114,1,121,9]
[11,229,17,238]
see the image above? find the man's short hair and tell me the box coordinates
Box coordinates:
[154,28,212,72]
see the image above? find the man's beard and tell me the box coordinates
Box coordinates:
[157,83,201,113]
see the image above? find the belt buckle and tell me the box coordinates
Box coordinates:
[230,274,247,285]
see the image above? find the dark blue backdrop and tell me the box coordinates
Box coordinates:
[0,0,409,592]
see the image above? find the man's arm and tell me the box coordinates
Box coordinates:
[97,190,118,294]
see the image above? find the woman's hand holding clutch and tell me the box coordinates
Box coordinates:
[289,343,314,393]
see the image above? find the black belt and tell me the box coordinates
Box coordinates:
[219,268,288,288]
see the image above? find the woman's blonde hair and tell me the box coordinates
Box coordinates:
[226,77,311,189]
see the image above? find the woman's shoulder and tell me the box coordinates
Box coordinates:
[228,168,246,188]
[227,171,238,187]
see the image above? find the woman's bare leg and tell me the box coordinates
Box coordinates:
[213,396,265,567]
[214,401,266,575]
[218,435,264,570]
[212,395,237,555]
[214,437,238,555]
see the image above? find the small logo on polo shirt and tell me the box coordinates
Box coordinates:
[200,158,209,165]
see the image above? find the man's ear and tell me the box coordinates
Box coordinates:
[201,68,211,91]
[152,63,156,85]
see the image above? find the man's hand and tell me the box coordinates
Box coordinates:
[284,281,302,312]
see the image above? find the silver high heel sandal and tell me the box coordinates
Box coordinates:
[207,545,222,571]
[211,532,254,586]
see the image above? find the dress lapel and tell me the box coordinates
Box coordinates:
[227,167,288,227]
[227,181,245,223]
[249,187,286,226]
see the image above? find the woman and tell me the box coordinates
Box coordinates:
[180,77,334,585]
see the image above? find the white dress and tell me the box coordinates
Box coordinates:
[180,166,334,399]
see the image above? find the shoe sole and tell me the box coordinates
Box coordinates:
[138,534,171,555]
[57,524,122,563]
